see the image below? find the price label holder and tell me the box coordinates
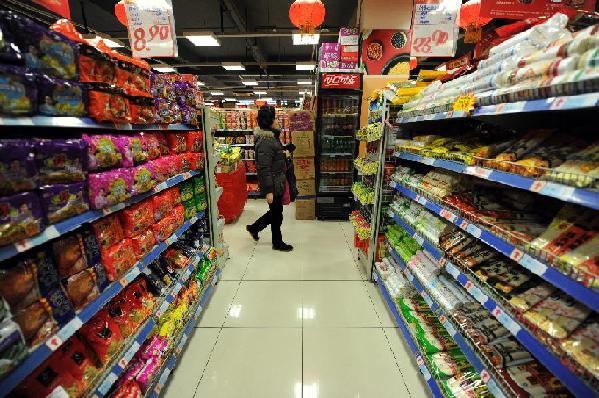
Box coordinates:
[452,95,476,112]
[125,0,178,58]
[492,307,522,336]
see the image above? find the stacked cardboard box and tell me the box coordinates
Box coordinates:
[289,111,316,220]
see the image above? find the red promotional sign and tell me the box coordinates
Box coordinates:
[321,73,361,90]
[480,0,596,20]
[32,0,71,18]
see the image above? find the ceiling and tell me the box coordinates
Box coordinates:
[64,0,359,102]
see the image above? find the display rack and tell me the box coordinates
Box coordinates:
[0,116,201,131]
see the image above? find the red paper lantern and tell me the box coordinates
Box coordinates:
[289,0,326,34]
[459,0,492,28]
[115,1,128,26]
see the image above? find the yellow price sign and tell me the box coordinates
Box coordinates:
[452,95,476,112]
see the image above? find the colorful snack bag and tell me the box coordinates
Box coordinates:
[101,239,136,281]
[78,44,116,84]
[113,135,135,168]
[40,182,89,224]
[130,134,148,164]
[193,176,206,195]
[13,299,58,346]
[0,259,41,313]
[131,163,156,195]
[79,309,123,364]
[140,132,161,160]
[88,168,133,209]
[131,229,156,259]
[0,65,37,115]
[171,204,185,226]
[16,356,84,397]
[63,268,99,310]
[92,214,124,250]
[0,139,37,196]
[182,199,197,220]
[148,157,169,183]
[57,335,100,389]
[186,131,203,152]
[82,134,122,171]
[129,96,155,124]
[0,192,44,246]
[168,186,182,205]
[112,380,143,398]
[35,139,87,184]
[151,190,173,222]
[119,201,154,238]
[151,216,176,242]
[166,132,187,154]
[51,233,88,279]
[125,278,154,320]
[107,297,136,336]
[87,88,130,123]
[0,318,29,378]
[179,180,194,202]
[36,76,86,116]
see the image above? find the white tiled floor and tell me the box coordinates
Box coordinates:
[164,200,430,398]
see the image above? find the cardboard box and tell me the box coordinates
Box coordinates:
[293,158,315,180]
[291,131,315,157]
[296,199,316,220]
[296,179,315,197]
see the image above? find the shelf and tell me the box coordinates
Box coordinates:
[396,110,469,124]
[389,213,444,262]
[322,134,354,138]
[320,152,353,157]
[0,171,202,263]
[147,269,221,398]
[231,143,253,147]
[0,213,205,395]
[215,129,253,133]
[320,171,353,174]
[248,192,263,197]
[387,247,509,398]
[390,181,599,312]
[322,113,359,117]
[372,268,444,398]
[0,116,200,130]
[396,152,599,211]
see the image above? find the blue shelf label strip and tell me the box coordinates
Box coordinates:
[0,116,200,131]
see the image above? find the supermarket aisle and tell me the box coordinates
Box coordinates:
[163,200,429,398]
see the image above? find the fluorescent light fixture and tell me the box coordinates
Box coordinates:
[297,80,312,85]
[262,97,273,102]
[253,91,267,95]
[241,80,258,86]
[183,32,220,46]
[293,33,320,45]
[299,90,311,95]
[224,98,237,102]
[210,91,224,96]
[296,62,316,71]
[196,81,205,86]
[222,62,245,71]
[154,67,176,73]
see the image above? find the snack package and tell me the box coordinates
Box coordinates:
[78,44,116,84]
[40,182,89,224]
[0,318,28,378]
[13,299,58,346]
[0,65,36,115]
[560,318,599,379]
[151,190,173,222]
[51,233,89,278]
[113,380,143,398]
[139,335,169,360]
[35,139,87,184]
[36,75,86,116]
[523,292,591,338]
[56,335,100,389]
[481,338,533,368]
[509,283,556,312]
[131,229,156,259]
[107,296,136,336]
[113,135,135,168]
[125,278,154,320]
[140,132,162,160]
[195,195,207,212]
[63,268,99,310]
[179,180,194,202]
[193,176,206,195]
[129,95,155,124]
[0,192,44,246]
[87,88,129,123]
[92,214,124,250]
[186,131,203,152]
[162,247,192,269]
[166,132,187,154]
[429,350,473,380]
[171,204,185,226]
[182,199,197,220]
[0,258,41,313]
[101,239,136,281]
[88,168,133,209]
[79,309,124,364]
[131,163,157,195]
[151,216,177,242]
[82,134,122,171]
[167,186,182,205]
[0,139,37,196]
[16,357,84,397]
[162,154,183,176]
[119,201,154,238]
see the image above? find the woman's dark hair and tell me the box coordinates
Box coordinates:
[258,105,276,129]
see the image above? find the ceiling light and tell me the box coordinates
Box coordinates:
[225,98,237,102]
[222,62,245,71]
[262,97,273,102]
[253,91,267,95]
[298,80,312,85]
[196,81,205,86]
[296,62,316,71]
[299,90,311,95]
[242,80,258,86]
[293,33,320,45]
[211,91,224,96]
[183,32,220,46]
[154,67,176,73]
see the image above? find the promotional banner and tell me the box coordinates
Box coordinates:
[410,0,460,58]
[360,29,411,75]
[480,0,596,20]
[125,0,178,58]
[321,73,361,90]
[32,0,70,18]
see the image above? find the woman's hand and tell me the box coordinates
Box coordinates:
[266,193,274,204]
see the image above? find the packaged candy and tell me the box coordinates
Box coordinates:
[120,201,154,238]
[523,292,591,338]
[182,199,197,220]
[168,186,182,205]
[87,88,130,123]
[135,356,159,388]
[79,309,124,364]
[113,135,135,168]
[36,75,86,116]
[0,192,43,246]
[140,132,162,160]
[195,195,207,212]
[125,278,154,320]
[0,259,41,313]
[151,216,176,242]
[113,380,143,398]
[151,190,173,222]
[92,214,123,250]
[40,182,89,224]
[162,247,192,269]
[57,335,100,389]
[0,139,37,196]
[155,132,169,156]
[88,168,133,209]
[140,336,169,360]
[83,134,122,171]
[154,98,181,124]
[63,268,99,310]
[0,65,36,115]
[107,296,135,336]
[16,356,84,397]
[509,283,556,312]
[186,131,204,152]
[116,58,151,97]
[51,233,89,279]
[78,44,116,84]
[149,158,169,183]
[561,318,599,379]
[35,139,87,184]
[179,180,194,202]
[131,229,156,259]
[480,338,532,368]
[163,154,183,176]
[0,319,28,378]
[131,163,156,195]
[101,239,136,281]
[193,176,206,195]
[166,132,187,154]
[13,299,58,346]
[129,96,155,124]
[171,204,185,226]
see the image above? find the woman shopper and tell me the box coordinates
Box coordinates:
[246,106,294,252]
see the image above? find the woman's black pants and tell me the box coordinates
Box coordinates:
[250,195,283,246]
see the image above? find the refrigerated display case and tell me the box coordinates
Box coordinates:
[316,73,362,220]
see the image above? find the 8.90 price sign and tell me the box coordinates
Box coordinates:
[125,0,178,58]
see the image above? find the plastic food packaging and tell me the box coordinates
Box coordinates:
[131,229,156,259]
[140,336,169,360]
[172,204,185,226]
[87,88,129,123]
[35,139,87,184]
[13,299,58,346]
[131,163,157,195]
[186,131,204,152]
[0,318,29,378]
[40,182,89,224]
[140,132,162,160]
[0,259,41,313]
[112,380,143,398]
[16,357,84,397]
[560,318,599,379]
[56,335,100,389]
[120,201,154,238]
[82,134,122,171]
[151,190,173,222]
[166,132,187,154]
[0,192,44,246]
[429,350,473,379]
[509,283,555,312]
[36,75,86,117]
[523,292,591,338]
[92,214,124,250]
[151,216,176,242]
[79,309,124,364]
[0,139,38,196]
[101,239,137,281]
[0,65,37,115]
[51,233,89,279]
[107,297,136,336]
[129,96,155,124]
[63,268,99,310]
[88,168,133,209]
[78,44,116,84]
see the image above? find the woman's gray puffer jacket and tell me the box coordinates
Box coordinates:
[254,128,286,196]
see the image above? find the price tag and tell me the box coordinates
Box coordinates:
[406,271,415,282]
[416,195,427,206]
[411,25,458,57]
[442,318,457,337]
[520,254,547,276]
[494,308,522,336]
[550,96,568,110]
[446,262,460,279]
[422,157,435,166]
[440,209,457,222]
[57,317,83,341]
[125,0,178,58]
[43,225,60,241]
[459,220,469,230]
[415,235,425,246]
[184,172,192,179]
[416,355,425,366]
[466,223,482,238]
[469,286,489,305]
[495,103,506,114]
[473,167,492,179]
[438,257,447,267]
[540,182,575,200]
[465,280,474,290]
[45,334,64,351]
[529,180,546,192]
[15,238,33,253]
[98,373,118,395]
[510,248,524,262]
[480,369,490,383]
[452,95,476,112]
[421,291,434,308]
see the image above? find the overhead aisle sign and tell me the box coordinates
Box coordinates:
[410,0,460,58]
[125,0,178,58]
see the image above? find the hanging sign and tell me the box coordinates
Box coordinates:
[125,0,178,58]
[321,73,361,90]
[480,0,596,20]
[410,0,460,58]
[32,0,70,18]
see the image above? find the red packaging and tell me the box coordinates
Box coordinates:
[149,158,169,183]
[162,155,182,176]
[186,131,203,152]
[92,214,124,250]
[107,295,136,336]
[88,89,130,123]
[101,239,136,281]
[168,186,182,205]
[151,216,177,242]
[79,309,124,364]
[131,229,156,259]
[151,190,173,222]
[119,201,154,238]
[13,299,58,347]
[113,380,143,398]
[187,152,204,170]
[57,335,99,388]
[166,133,187,154]
[171,204,185,226]
[129,96,155,124]
[140,132,162,160]
[155,133,169,156]
[79,46,116,84]
[16,358,84,397]
[122,280,153,323]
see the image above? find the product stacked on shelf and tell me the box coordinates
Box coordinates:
[290,110,317,220]
[318,27,360,73]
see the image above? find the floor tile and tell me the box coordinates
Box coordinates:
[163,328,221,398]
[364,280,398,327]
[199,281,240,327]
[223,281,303,327]
[243,244,303,280]
[301,281,382,327]
[303,328,412,398]
[300,248,364,280]
[385,327,432,397]
[193,328,301,398]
